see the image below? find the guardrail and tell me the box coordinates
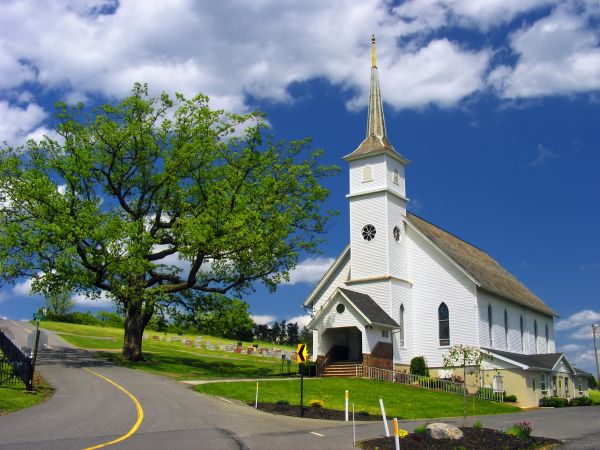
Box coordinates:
[359,365,504,403]
[0,329,34,390]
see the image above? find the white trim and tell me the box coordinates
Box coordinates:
[346,187,409,202]
[403,217,480,286]
[303,245,350,307]
[551,355,576,374]
[480,349,529,370]
[307,288,370,330]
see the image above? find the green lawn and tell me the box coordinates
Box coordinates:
[195,378,520,419]
[40,321,300,380]
[589,389,600,404]
[0,375,52,415]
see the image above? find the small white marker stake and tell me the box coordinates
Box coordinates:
[380,398,390,437]
[345,390,349,421]
[255,381,259,409]
[352,403,356,446]
[393,418,400,450]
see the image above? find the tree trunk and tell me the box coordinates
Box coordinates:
[122,301,146,362]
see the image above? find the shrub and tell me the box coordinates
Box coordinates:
[413,424,427,435]
[308,399,324,408]
[506,421,533,438]
[504,394,518,402]
[472,420,483,430]
[539,397,569,408]
[410,356,429,377]
[275,399,289,405]
[357,410,370,417]
[570,396,593,406]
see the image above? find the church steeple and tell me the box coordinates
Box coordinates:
[344,35,408,164]
[366,34,387,140]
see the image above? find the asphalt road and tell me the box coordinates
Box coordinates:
[1,319,599,449]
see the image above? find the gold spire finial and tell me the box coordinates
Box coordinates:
[371,34,376,68]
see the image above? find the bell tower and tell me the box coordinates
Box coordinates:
[344,35,410,282]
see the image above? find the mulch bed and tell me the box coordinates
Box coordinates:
[358,428,562,449]
[250,402,381,420]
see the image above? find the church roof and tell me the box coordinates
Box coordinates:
[482,348,571,371]
[406,213,559,317]
[338,288,399,328]
[344,36,409,165]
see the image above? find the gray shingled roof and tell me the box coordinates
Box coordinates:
[339,288,399,327]
[406,213,558,317]
[482,348,567,370]
[573,367,593,377]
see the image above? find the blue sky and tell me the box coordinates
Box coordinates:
[0,0,599,373]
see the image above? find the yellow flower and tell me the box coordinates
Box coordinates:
[397,429,409,439]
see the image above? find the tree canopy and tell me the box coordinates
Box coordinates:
[0,83,337,360]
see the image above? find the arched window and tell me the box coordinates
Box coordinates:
[399,304,405,347]
[488,304,493,346]
[392,168,400,185]
[534,320,538,354]
[545,323,549,353]
[504,309,509,350]
[520,315,524,353]
[362,165,373,182]
[438,302,450,346]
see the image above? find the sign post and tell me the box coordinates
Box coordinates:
[29,308,47,391]
[297,343,308,418]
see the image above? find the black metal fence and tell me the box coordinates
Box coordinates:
[0,329,33,390]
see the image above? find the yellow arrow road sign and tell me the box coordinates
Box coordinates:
[296,343,307,363]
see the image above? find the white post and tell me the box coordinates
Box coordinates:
[255,381,259,409]
[379,398,390,437]
[352,403,355,446]
[393,418,400,450]
[345,390,349,421]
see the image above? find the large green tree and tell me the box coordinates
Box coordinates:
[0,84,337,361]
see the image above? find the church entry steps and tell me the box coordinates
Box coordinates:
[321,361,362,378]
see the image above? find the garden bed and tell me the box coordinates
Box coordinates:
[251,402,380,420]
[358,427,562,449]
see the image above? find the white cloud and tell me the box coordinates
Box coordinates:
[490,5,600,98]
[0,293,7,304]
[252,314,276,325]
[72,291,113,307]
[0,101,49,145]
[0,0,496,117]
[286,314,312,328]
[394,0,558,31]
[286,256,334,285]
[12,278,34,296]
[556,309,600,331]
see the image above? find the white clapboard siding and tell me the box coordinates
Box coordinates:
[386,193,407,279]
[477,290,555,354]
[349,154,387,194]
[310,253,351,311]
[385,158,406,197]
[349,192,388,279]
[407,226,478,368]
[391,280,412,364]
[344,279,392,319]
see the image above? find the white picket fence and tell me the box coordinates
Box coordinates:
[357,365,504,403]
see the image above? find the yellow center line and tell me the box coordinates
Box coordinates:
[82,368,144,450]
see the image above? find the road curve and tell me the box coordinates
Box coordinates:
[0,320,362,449]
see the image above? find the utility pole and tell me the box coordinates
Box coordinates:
[593,324,600,388]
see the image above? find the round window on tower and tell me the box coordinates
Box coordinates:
[336,303,345,314]
[393,225,401,242]
[362,224,376,241]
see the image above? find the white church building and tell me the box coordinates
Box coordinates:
[303,37,590,407]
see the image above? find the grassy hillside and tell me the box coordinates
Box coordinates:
[196,378,520,419]
[41,321,299,380]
